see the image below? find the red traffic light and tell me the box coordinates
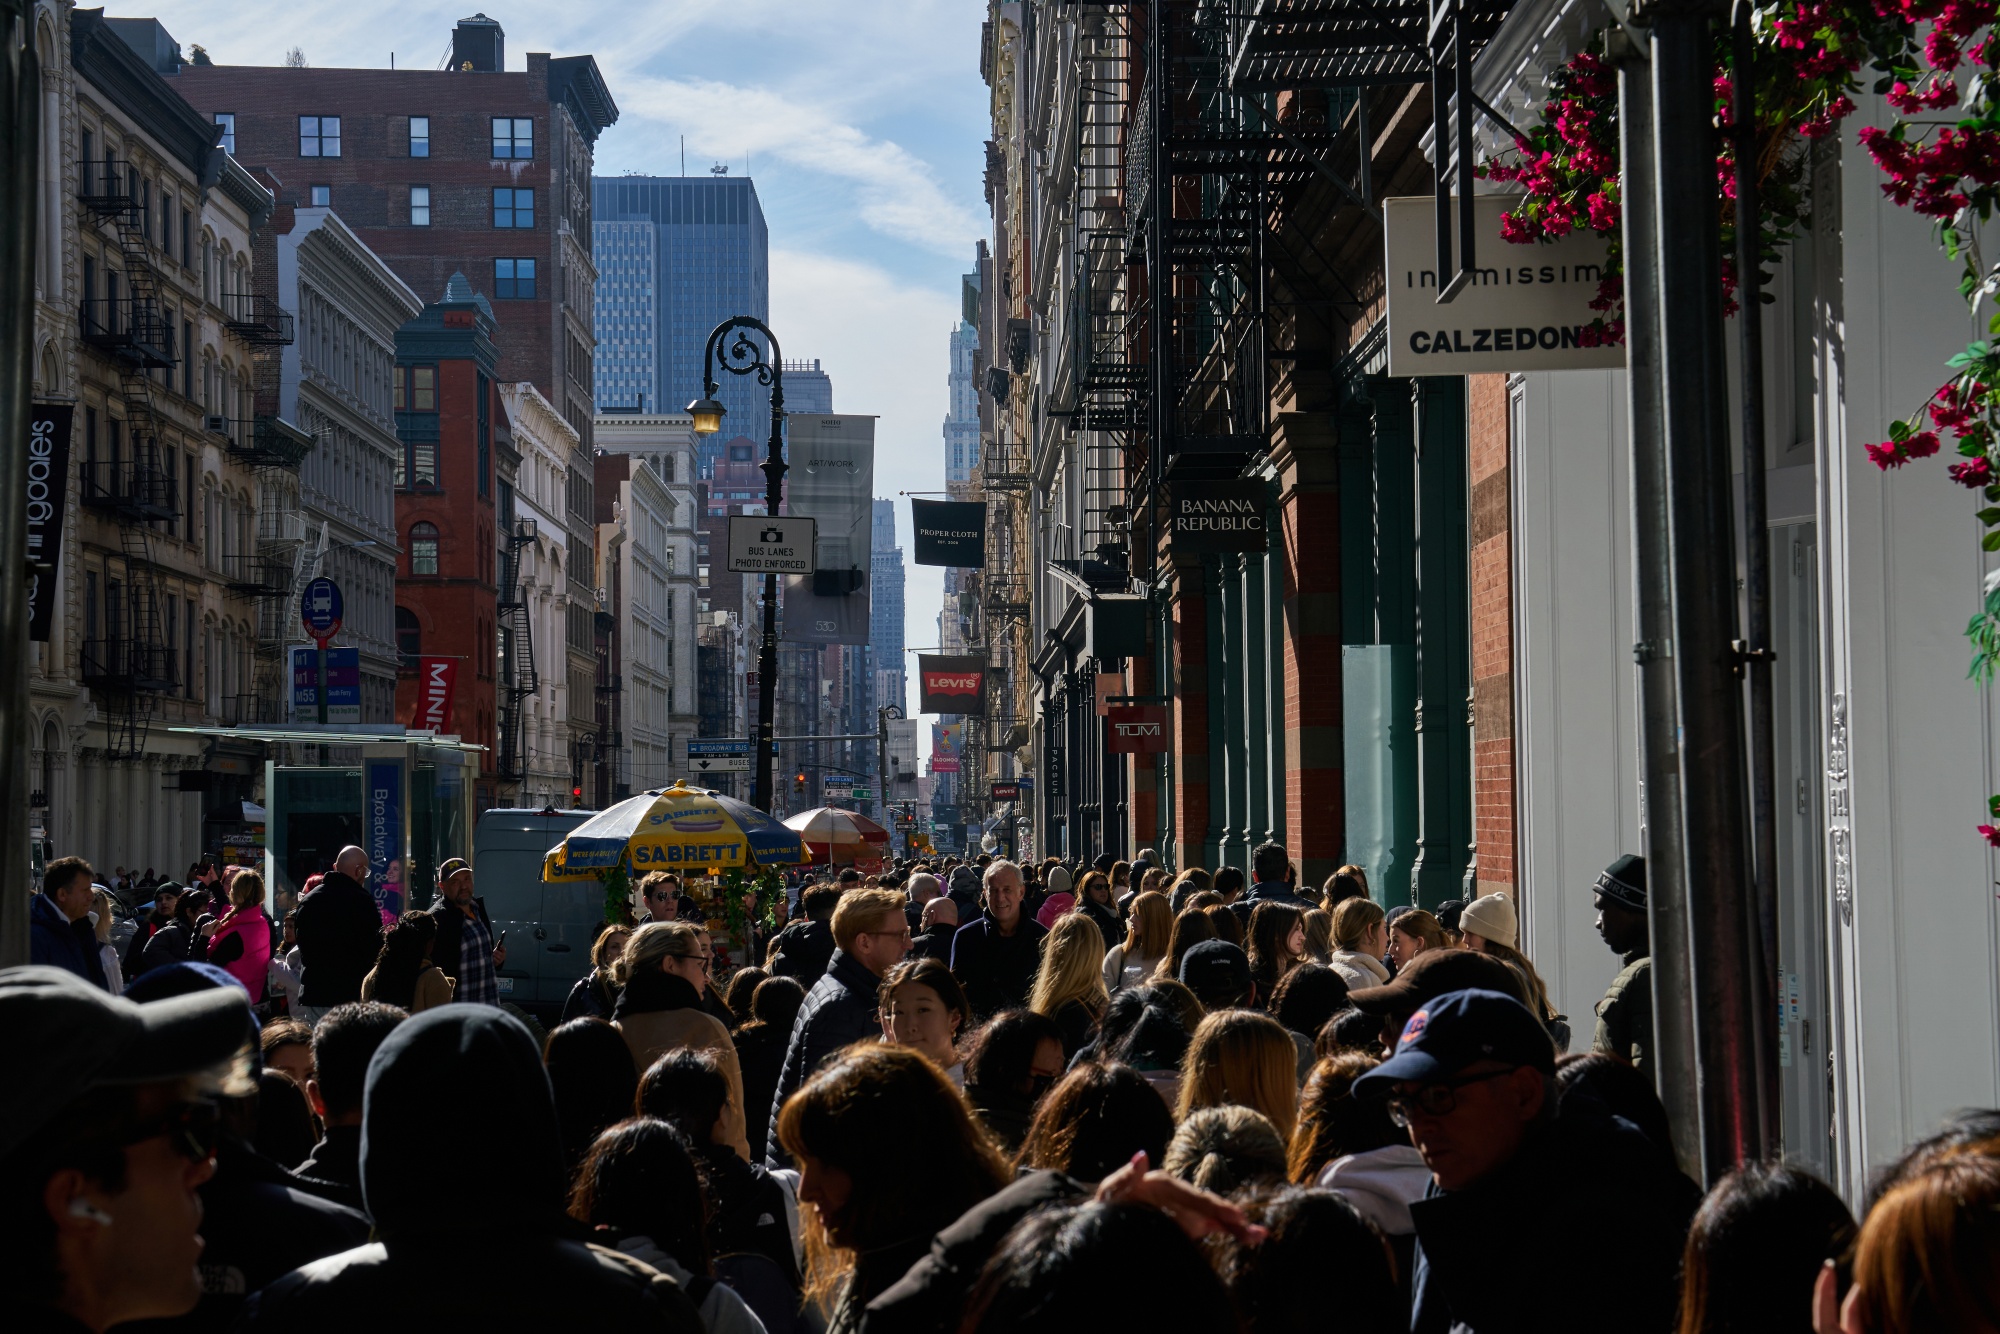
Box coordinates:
[571,786,583,799]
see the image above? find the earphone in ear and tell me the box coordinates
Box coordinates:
[67,1199,114,1226]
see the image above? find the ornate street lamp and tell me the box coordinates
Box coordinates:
[690,317,785,812]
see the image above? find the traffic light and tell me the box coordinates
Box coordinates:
[571,785,583,802]
[794,773,807,795]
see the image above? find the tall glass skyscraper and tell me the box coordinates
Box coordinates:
[871,498,906,714]
[592,174,770,476]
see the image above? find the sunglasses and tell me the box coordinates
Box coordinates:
[122,1099,222,1163]
[1385,1068,1521,1128]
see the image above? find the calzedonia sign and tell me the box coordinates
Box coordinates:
[1383,194,1626,378]
[1168,479,1270,553]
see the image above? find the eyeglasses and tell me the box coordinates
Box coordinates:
[1385,1068,1520,1127]
[667,952,711,973]
[122,1099,221,1163]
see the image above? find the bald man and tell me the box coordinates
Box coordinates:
[903,871,942,932]
[292,845,386,1025]
[909,894,960,963]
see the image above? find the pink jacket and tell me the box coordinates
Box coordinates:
[208,904,273,1000]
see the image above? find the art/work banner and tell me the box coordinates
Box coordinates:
[26,404,72,642]
[910,499,986,567]
[919,655,986,716]
[411,657,459,732]
[782,414,875,645]
[931,721,963,773]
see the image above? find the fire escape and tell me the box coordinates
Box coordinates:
[215,291,308,724]
[495,518,539,783]
[76,158,181,759]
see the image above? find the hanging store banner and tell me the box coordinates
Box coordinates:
[911,499,987,567]
[931,721,963,774]
[26,404,72,642]
[1383,194,1627,378]
[411,656,459,732]
[919,655,986,716]
[1167,480,1271,553]
[1106,704,1172,754]
[782,414,875,645]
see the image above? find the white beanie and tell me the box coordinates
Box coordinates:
[1459,892,1518,950]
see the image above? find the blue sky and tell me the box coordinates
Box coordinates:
[152,0,988,751]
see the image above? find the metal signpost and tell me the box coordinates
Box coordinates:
[726,515,817,575]
[300,577,344,726]
[684,737,752,776]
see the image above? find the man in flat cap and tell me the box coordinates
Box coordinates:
[1591,854,1652,1075]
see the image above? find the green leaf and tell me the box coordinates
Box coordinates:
[1891,419,1913,443]
[1979,507,2000,525]
[1949,341,1992,369]
[1980,530,2000,550]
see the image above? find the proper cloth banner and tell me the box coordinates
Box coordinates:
[911,499,986,567]
[919,655,986,715]
[782,414,875,645]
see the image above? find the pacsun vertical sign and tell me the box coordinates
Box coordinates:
[411,657,459,731]
[26,405,72,642]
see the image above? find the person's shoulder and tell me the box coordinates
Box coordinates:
[575,1240,709,1329]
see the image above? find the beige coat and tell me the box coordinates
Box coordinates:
[360,962,455,1013]
[616,1007,752,1161]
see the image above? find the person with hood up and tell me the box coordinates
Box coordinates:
[31,857,108,988]
[765,889,911,1168]
[949,861,1048,1020]
[237,1004,704,1334]
[292,847,384,1025]
[123,879,182,978]
[945,864,983,923]
[612,921,751,1161]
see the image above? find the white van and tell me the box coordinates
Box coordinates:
[468,807,605,1021]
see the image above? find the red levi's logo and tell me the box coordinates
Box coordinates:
[927,674,981,692]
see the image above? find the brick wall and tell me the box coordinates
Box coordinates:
[1467,373,1515,896]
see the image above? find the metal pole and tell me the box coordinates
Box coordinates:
[753,365,785,814]
[1731,0,1785,1153]
[1651,0,1770,1181]
[876,706,890,826]
[1615,28,1702,1180]
[0,0,39,963]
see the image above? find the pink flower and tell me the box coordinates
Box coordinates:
[1979,823,2000,848]
[1948,456,1993,486]
[1499,211,1538,244]
[1586,192,1621,231]
[1866,442,1906,469]
[1905,430,1943,459]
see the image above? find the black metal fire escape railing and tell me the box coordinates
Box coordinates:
[496,520,540,782]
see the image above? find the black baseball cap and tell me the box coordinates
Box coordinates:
[438,857,472,881]
[1353,988,1556,1097]
[0,966,254,1160]
[1344,948,1525,1016]
[1179,939,1252,1000]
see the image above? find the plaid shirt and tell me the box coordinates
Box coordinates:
[456,905,498,1005]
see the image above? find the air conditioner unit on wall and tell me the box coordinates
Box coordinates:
[204,415,230,434]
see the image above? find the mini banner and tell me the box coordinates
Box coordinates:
[26,404,72,643]
[1106,704,1172,754]
[411,656,460,731]
[911,499,987,567]
[919,655,986,715]
[1167,479,1271,553]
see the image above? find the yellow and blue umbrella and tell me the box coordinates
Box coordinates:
[542,781,809,882]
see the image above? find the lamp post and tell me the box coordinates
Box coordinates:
[876,703,903,831]
[690,317,784,812]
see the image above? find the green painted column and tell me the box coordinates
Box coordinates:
[1243,546,1271,850]
[1203,555,1227,869]
[1409,376,1474,909]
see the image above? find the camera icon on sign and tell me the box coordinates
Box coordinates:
[760,527,784,543]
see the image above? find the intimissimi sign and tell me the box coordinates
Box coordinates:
[1168,480,1270,553]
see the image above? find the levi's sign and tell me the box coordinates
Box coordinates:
[1383,195,1626,378]
[1168,480,1270,553]
[918,654,987,716]
[728,515,818,574]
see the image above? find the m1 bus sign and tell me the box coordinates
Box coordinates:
[301,577,343,646]
[1106,704,1170,754]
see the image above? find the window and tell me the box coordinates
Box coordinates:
[185,601,196,699]
[477,372,490,497]
[491,117,533,159]
[395,364,436,412]
[180,208,191,268]
[299,115,340,157]
[410,523,439,575]
[309,184,330,207]
[214,113,235,154]
[409,116,430,157]
[409,186,430,227]
[492,188,533,228]
[494,257,536,298]
[396,606,421,667]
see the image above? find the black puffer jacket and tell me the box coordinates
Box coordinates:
[237,1006,703,1334]
[293,872,383,1006]
[765,948,882,1168]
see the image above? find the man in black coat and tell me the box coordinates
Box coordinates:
[948,861,1046,1020]
[292,847,384,1025]
[1354,988,1698,1334]
[1230,840,1311,926]
[909,895,959,963]
[765,889,912,1168]
[768,884,841,985]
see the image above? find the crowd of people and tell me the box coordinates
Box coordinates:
[12,838,2000,1332]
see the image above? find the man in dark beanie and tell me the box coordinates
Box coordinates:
[1590,854,1652,1074]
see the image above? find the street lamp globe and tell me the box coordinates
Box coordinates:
[687,395,727,436]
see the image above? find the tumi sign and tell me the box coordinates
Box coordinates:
[1106,704,1170,754]
[918,654,986,715]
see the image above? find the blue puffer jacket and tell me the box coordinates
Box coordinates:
[31,892,107,988]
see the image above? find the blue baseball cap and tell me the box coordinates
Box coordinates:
[1353,988,1556,1097]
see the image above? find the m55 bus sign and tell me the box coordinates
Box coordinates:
[1384,194,1626,378]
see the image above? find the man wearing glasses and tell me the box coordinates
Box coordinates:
[636,871,690,924]
[0,965,254,1330]
[1353,988,1697,1334]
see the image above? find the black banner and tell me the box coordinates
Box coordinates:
[918,654,986,715]
[27,404,73,642]
[911,499,986,567]
[1167,479,1271,553]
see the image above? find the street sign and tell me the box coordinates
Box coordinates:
[301,577,343,645]
[290,646,360,723]
[727,515,817,574]
[850,787,874,800]
[822,774,854,787]
[1107,705,1171,754]
[686,738,751,757]
[689,756,751,774]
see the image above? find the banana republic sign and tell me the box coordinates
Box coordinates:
[1168,479,1270,553]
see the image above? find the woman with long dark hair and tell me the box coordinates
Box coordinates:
[1246,902,1307,1011]
[361,910,451,1011]
[543,1017,638,1177]
[776,1044,1011,1331]
[1674,1161,1853,1334]
[961,1008,1067,1153]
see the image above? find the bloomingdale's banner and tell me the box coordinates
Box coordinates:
[1383,194,1627,378]
[918,655,986,716]
[911,499,986,567]
[782,414,875,646]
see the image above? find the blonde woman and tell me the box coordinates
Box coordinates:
[561,922,631,1022]
[1300,908,1334,965]
[1327,898,1390,991]
[1387,908,1446,970]
[612,921,751,1160]
[1103,890,1172,994]
[1028,913,1110,1058]
[1175,1008,1300,1142]
[202,870,272,1001]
